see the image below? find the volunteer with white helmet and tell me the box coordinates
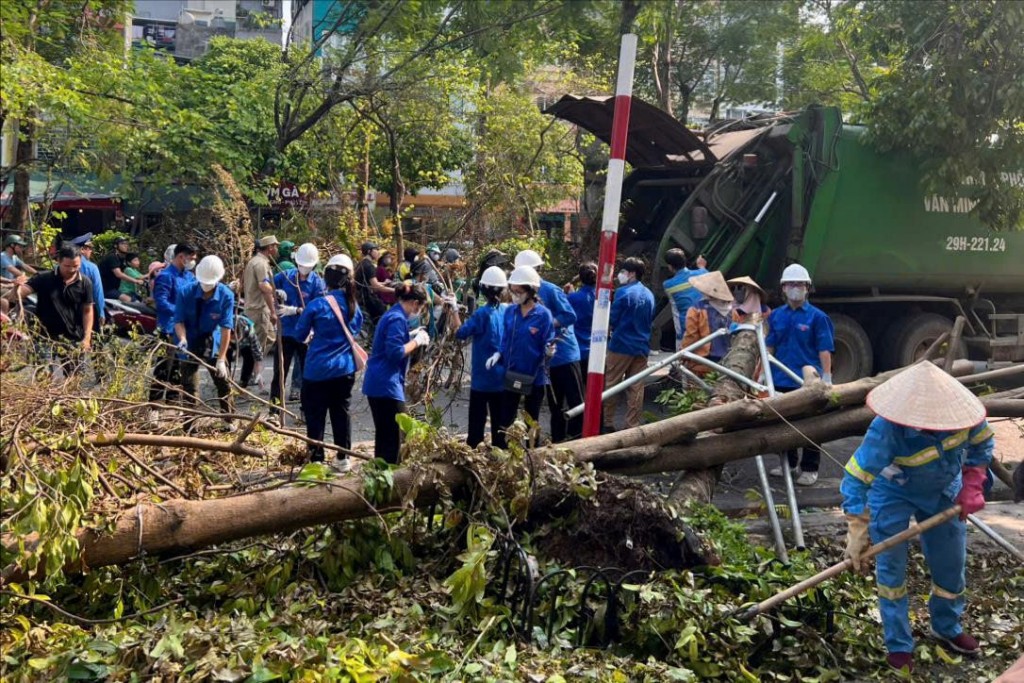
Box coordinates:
[767,262,835,485]
[362,281,431,464]
[494,265,554,436]
[514,249,584,442]
[270,242,325,421]
[293,253,363,470]
[450,266,509,448]
[172,254,236,431]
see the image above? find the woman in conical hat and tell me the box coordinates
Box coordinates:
[840,361,994,672]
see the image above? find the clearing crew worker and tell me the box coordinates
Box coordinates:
[603,257,655,431]
[148,243,197,421]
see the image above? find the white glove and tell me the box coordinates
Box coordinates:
[176,338,189,352]
[485,352,501,370]
[279,305,300,317]
[275,289,288,303]
[545,343,556,358]
[442,294,458,307]
[413,328,431,348]
[822,372,833,387]
[215,358,229,379]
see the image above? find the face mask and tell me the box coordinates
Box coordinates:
[200,282,216,293]
[784,285,807,303]
[710,299,733,316]
[617,271,630,285]
[511,292,527,306]
[298,265,313,276]
[185,259,196,271]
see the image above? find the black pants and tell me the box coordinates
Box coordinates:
[368,396,405,464]
[239,346,257,387]
[178,356,233,416]
[781,386,820,472]
[271,336,307,414]
[546,361,584,442]
[149,334,181,404]
[303,374,355,461]
[501,384,545,438]
[467,389,505,449]
[579,354,589,390]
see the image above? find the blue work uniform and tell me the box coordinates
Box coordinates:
[274,269,325,340]
[567,285,595,363]
[293,291,363,381]
[765,302,834,390]
[501,302,555,385]
[173,281,235,356]
[840,418,995,654]
[153,264,195,335]
[538,280,580,368]
[663,267,708,342]
[80,256,106,323]
[608,280,655,357]
[456,302,507,393]
[363,303,414,402]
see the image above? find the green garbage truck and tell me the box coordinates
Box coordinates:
[546,97,1024,383]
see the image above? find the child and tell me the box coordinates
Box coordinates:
[118,253,147,302]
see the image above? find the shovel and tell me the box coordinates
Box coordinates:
[737,505,962,621]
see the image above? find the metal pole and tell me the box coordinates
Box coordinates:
[565,327,730,420]
[754,451,789,563]
[967,514,1024,563]
[582,33,637,437]
[757,323,805,550]
[769,354,805,387]
[678,352,768,392]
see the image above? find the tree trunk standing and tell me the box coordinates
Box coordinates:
[668,327,762,504]
[618,0,641,36]
[356,126,371,234]
[386,127,406,251]
[8,120,35,232]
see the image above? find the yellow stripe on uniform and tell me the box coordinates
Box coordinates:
[894,446,940,468]
[844,457,875,484]
[931,583,962,600]
[665,281,695,295]
[877,583,907,601]
[970,426,994,445]
[942,430,968,450]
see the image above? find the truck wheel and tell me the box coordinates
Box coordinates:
[890,312,967,369]
[831,313,873,383]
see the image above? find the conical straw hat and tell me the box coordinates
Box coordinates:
[689,271,731,301]
[726,275,767,301]
[866,361,986,431]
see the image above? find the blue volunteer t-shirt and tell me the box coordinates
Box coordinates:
[294,291,363,381]
[274,269,326,340]
[501,302,555,386]
[608,280,655,357]
[538,279,580,367]
[765,301,835,390]
[456,302,507,393]
[567,285,595,358]
[363,303,413,402]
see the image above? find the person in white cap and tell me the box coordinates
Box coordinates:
[173,255,236,431]
[243,234,280,386]
[840,360,994,673]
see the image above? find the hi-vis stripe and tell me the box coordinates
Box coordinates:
[970,425,994,444]
[942,430,968,450]
[931,583,963,600]
[844,457,875,484]
[665,281,695,295]
[878,583,908,601]
[894,446,940,468]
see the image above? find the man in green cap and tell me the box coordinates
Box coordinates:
[277,241,296,273]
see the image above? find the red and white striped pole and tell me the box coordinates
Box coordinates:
[583,33,637,437]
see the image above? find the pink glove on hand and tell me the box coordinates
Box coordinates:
[956,465,988,520]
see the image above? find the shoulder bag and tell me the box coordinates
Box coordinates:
[325,294,368,372]
[503,309,535,395]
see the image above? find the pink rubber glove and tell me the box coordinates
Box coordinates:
[956,466,987,520]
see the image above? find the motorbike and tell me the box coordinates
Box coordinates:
[105,298,157,337]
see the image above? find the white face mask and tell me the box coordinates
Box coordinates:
[185,259,196,271]
[200,282,216,293]
[710,299,733,316]
[784,285,807,303]
[298,265,313,276]
[511,292,527,306]
[617,271,630,285]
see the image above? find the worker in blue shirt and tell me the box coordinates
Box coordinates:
[293,254,364,471]
[496,265,554,438]
[567,262,597,388]
[662,248,708,346]
[68,233,106,331]
[515,249,584,442]
[766,263,834,486]
[147,243,197,420]
[270,243,326,420]
[451,266,508,449]
[173,255,235,430]
[840,361,993,673]
[603,257,655,431]
[362,283,431,464]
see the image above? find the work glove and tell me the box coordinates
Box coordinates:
[275,289,288,304]
[215,358,229,380]
[413,328,431,348]
[442,294,458,307]
[822,372,833,387]
[485,352,501,370]
[545,342,556,358]
[844,512,871,574]
[278,305,300,317]
[956,465,988,519]
[176,338,189,353]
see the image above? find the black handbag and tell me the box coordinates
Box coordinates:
[504,370,535,395]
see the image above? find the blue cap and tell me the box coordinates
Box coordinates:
[70,232,95,246]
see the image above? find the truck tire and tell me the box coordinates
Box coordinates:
[830,313,873,383]
[888,312,967,369]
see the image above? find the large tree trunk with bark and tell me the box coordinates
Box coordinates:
[8,119,34,232]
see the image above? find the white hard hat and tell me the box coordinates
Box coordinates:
[780,263,812,284]
[326,253,354,272]
[514,249,544,268]
[294,242,319,268]
[479,265,508,288]
[163,244,177,263]
[508,265,541,288]
[195,255,225,286]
